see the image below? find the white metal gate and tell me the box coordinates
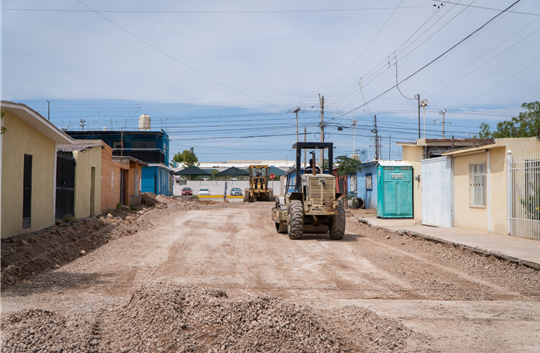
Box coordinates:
[422,156,453,227]
[509,152,540,240]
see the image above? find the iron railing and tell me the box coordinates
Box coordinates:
[509,152,540,240]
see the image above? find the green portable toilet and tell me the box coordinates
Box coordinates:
[377,161,413,218]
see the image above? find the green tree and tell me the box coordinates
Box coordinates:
[335,155,363,176]
[479,101,540,138]
[170,147,199,167]
[1,108,6,135]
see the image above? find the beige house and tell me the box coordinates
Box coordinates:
[1,101,73,238]
[443,137,539,237]
[399,137,540,239]
[57,142,103,218]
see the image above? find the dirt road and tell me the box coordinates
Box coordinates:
[2,201,540,352]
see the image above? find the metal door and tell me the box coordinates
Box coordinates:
[421,156,453,227]
[55,152,75,219]
[23,154,33,228]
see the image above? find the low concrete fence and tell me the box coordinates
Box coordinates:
[174,180,282,196]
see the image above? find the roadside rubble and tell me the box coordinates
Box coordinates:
[1,283,431,353]
[0,193,222,289]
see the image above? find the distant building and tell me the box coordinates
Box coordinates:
[66,115,172,196]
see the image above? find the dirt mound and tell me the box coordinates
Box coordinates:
[98,283,341,352]
[1,283,429,352]
[1,212,151,289]
[141,192,161,206]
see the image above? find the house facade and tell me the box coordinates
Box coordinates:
[57,142,103,218]
[399,137,539,239]
[67,130,173,196]
[112,156,148,206]
[443,137,539,237]
[1,101,73,238]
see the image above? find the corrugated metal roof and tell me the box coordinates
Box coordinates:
[57,142,101,152]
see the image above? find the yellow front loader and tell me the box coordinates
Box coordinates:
[243,165,274,202]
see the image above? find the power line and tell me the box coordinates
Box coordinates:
[337,0,524,118]
[326,0,405,95]
[431,1,540,16]
[4,6,434,14]
[75,0,284,110]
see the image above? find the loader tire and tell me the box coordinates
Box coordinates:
[329,200,346,240]
[288,200,304,240]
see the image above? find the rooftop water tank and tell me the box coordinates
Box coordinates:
[139,114,151,131]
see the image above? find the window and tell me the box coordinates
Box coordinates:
[366,173,373,191]
[469,163,486,207]
[132,141,155,149]
[112,141,123,150]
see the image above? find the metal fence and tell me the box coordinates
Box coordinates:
[509,152,540,240]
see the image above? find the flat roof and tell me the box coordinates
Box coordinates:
[378,161,412,167]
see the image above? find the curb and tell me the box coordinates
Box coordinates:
[357,218,540,270]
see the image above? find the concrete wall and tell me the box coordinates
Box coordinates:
[402,146,425,220]
[453,151,490,232]
[128,161,143,206]
[72,146,102,218]
[356,163,378,209]
[174,180,282,196]
[1,111,56,238]
[101,144,128,212]
[451,138,540,235]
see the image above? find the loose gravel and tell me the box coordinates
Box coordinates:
[1,283,430,352]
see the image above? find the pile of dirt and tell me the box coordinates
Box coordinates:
[0,211,152,290]
[1,283,429,352]
[142,192,167,208]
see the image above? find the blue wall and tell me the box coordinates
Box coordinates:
[141,165,172,196]
[356,161,378,209]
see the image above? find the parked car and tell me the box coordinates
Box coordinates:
[181,187,193,196]
[230,187,243,196]
[198,188,211,196]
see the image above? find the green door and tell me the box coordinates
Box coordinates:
[377,165,413,218]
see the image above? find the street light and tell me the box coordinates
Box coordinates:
[293,107,301,143]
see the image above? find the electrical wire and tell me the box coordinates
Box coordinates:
[325,0,405,96]
[336,0,524,118]
[75,0,285,110]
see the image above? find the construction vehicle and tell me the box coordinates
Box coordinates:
[272,142,346,240]
[243,165,274,202]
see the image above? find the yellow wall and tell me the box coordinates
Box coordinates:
[72,147,102,218]
[402,145,424,220]
[450,137,539,235]
[499,137,540,155]
[452,152,489,232]
[1,111,56,238]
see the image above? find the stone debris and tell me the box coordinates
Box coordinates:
[1,283,429,352]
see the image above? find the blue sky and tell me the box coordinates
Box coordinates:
[2,0,539,161]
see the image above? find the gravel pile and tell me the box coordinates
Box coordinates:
[1,283,428,352]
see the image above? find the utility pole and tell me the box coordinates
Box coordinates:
[439,109,447,139]
[304,127,307,169]
[415,94,420,139]
[319,94,325,167]
[420,99,429,139]
[389,135,391,160]
[47,101,50,121]
[373,114,379,160]
[352,119,358,154]
[293,107,301,143]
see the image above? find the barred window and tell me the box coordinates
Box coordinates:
[469,163,486,207]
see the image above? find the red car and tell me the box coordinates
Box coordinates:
[181,187,193,196]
